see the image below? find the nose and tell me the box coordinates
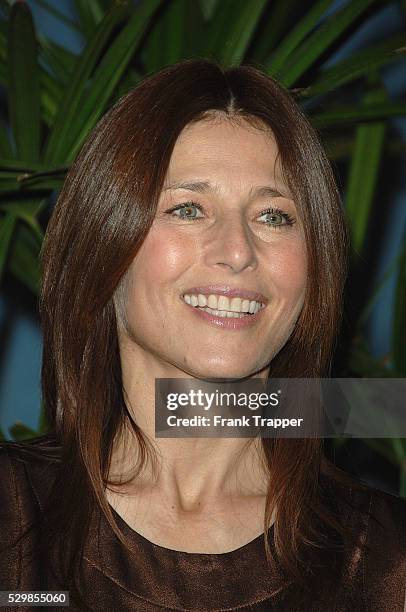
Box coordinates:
[204,213,258,273]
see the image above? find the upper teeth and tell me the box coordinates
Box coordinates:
[182,294,264,314]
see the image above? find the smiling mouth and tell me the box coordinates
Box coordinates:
[181,293,266,318]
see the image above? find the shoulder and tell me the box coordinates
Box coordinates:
[321,460,406,537]
[357,483,405,611]
[358,482,405,583]
[0,437,61,520]
[321,460,406,611]
[0,438,61,591]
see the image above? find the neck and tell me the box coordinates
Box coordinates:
[107,336,270,509]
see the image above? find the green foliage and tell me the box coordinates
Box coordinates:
[7,1,40,162]
[345,73,387,257]
[0,0,405,494]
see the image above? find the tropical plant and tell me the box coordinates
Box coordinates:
[0,0,405,494]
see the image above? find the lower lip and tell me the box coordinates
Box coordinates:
[181,299,266,329]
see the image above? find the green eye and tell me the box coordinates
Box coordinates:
[165,201,204,221]
[258,207,295,228]
[164,202,295,229]
[261,211,284,225]
[178,204,200,219]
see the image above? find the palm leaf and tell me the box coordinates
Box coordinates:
[141,0,191,73]
[0,210,17,283]
[199,0,220,21]
[74,0,104,37]
[312,102,406,127]
[357,240,406,328]
[265,0,334,77]
[203,0,268,65]
[7,1,40,162]
[302,33,406,97]
[249,0,298,64]
[8,221,41,295]
[0,24,61,128]
[345,75,387,257]
[65,0,164,163]
[43,4,130,164]
[278,0,377,87]
[38,34,77,83]
[0,197,46,240]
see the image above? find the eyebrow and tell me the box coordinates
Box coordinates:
[162,180,291,199]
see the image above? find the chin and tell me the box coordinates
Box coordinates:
[184,361,263,382]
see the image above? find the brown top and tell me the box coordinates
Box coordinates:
[0,444,405,611]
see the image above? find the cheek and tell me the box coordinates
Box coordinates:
[266,238,307,302]
[132,227,193,287]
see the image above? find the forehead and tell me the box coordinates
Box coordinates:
[165,117,284,185]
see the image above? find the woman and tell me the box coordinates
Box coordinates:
[0,58,405,612]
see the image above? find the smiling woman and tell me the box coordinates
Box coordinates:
[0,59,405,612]
[114,117,307,378]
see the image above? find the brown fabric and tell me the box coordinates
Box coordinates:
[0,445,405,611]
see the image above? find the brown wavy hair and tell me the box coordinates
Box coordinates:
[1,58,370,610]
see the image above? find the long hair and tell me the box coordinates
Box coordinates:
[1,58,369,609]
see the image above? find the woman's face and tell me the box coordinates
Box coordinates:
[117,116,307,379]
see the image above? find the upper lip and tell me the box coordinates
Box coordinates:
[181,285,268,304]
